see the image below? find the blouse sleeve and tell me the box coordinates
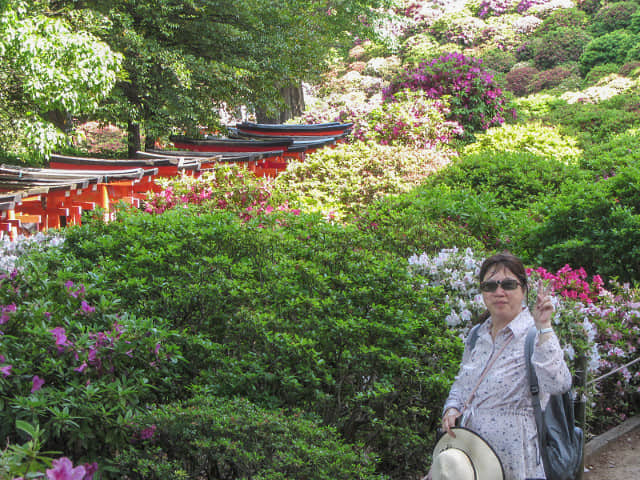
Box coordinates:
[442,336,475,415]
[532,333,572,395]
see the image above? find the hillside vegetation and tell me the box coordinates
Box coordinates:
[2,1,640,479]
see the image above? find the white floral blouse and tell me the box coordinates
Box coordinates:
[443,308,572,480]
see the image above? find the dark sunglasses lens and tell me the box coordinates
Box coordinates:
[501,279,519,290]
[480,280,519,292]
[480,281,498,292]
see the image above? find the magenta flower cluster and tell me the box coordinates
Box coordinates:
[143,169,296,223]
[383,52,506,134]
[11,456,98,480]
[528,264,604,303]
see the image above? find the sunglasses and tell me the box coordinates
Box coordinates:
[479,279,521,292]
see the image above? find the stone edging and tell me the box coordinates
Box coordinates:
[584,415,640,461]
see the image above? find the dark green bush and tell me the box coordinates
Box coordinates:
[429,151,586,209]
[583,63,623,85]
[57,208,463,479]
[361,183,501,254]
[114,396,381,480]
[480,47,518,73]
[534,7,590,36]
[513,168,640,281]
[580,129,640,177]
[531,27,592,69]
[539,90,640,145]
[590,1,638,36]
[579,30,639,75]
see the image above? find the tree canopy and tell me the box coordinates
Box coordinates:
[1,0,389,159]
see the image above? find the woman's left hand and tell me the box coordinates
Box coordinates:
[533,279,554,329]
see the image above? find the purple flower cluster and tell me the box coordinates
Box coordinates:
[384,52,506,134]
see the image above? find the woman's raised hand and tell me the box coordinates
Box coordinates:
[533,279,554,330]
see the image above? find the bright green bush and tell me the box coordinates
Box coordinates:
[114,396,381,480]
[273,141,455,220]
[579,30,640,75]
[463,121,582,162]
[430,151,586,209]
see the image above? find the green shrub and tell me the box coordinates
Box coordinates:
[362,183,502,254]
[273,141,455,220]
[56,208,463,479]
[463,121,582,162]
[430,151,586,209]
[114,396,381,480]
[400,33,442,65]
[579,30,639,75]
[590,1,638,36]
[580,128,640,177]
[480,47,518,73]
[513,168,640,281]
[540,91,640,145]
[583,63,622,86]
[530,27,592,69]
[533,6,590,35]
[0,250,183,464]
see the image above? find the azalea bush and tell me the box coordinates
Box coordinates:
[274,141,455,220]
[0,245,184,472]
[462,121,582,162]
[513,165,640,281]
[430,150,585,209]
[365,89,463,147]
[114,396,381,480]
[50,207,462,479]
[383,52,508,135]
[407,247,640,435]
[142,164,290,222]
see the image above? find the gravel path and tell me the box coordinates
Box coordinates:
[583,417,640,480]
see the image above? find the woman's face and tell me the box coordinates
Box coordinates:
[481,265,525,324]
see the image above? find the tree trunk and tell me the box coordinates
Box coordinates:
[255,83,305,124]
[278,84,305,123]
[145,135,156,151]
[127,121,141,158]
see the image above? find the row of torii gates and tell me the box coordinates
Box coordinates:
[0,121,353,240]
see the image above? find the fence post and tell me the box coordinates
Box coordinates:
[574,354,588,480]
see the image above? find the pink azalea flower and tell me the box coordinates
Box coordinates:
[31,375,45,392]
[46,457,86,480]
[1,365,12,377]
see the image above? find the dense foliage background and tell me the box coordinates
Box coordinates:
[2,1,640,479]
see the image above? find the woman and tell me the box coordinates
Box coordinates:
[440,252,572,480]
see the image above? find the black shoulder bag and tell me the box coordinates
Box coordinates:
[525,326,584,480]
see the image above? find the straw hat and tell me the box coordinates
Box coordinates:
[431,427,504,480]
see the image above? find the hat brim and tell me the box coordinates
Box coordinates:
[433,427,504,480]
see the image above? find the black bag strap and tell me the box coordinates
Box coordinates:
[525,326,551,476]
